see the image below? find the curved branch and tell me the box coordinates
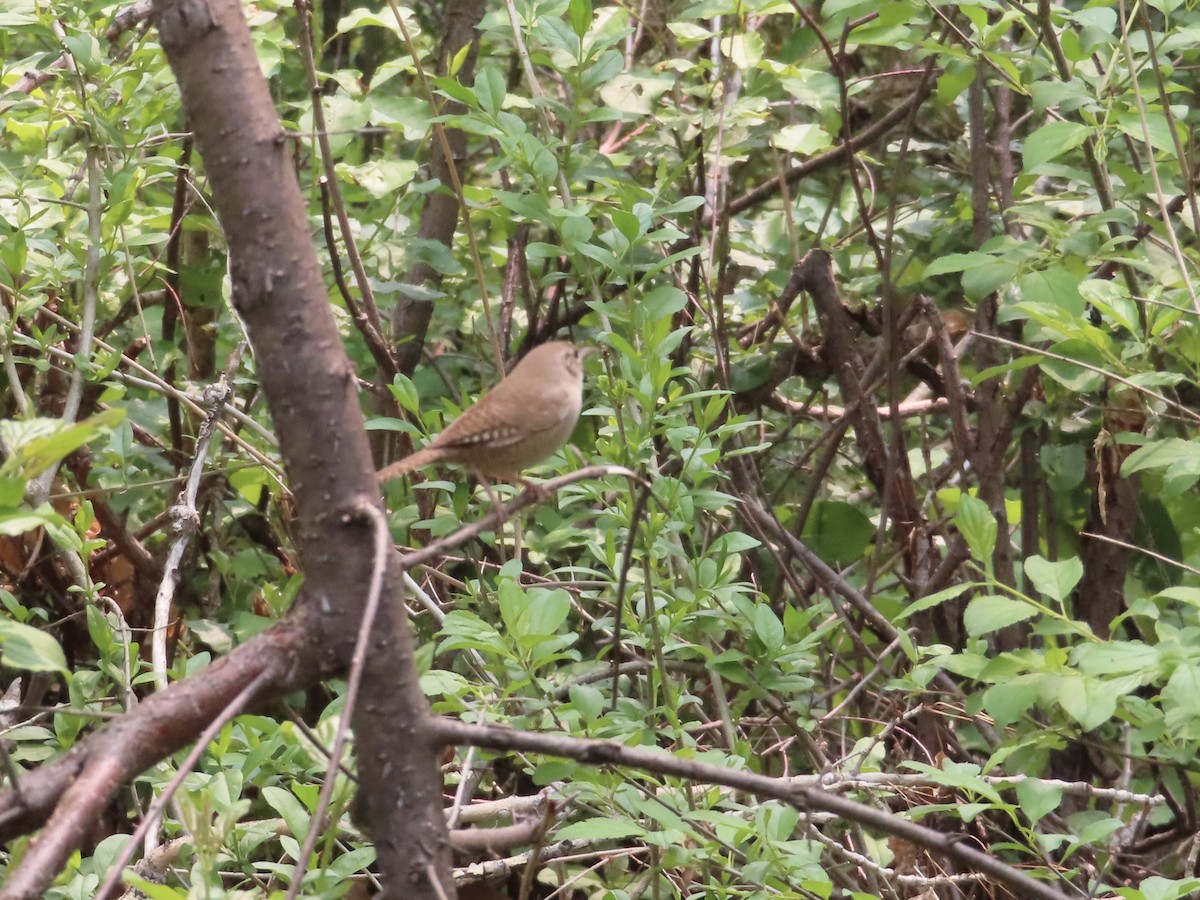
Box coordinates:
[432,718,1079,900]
[715,73,936,225]
[0,619,309,898]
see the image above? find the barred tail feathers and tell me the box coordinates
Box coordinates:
[376,446,444,483]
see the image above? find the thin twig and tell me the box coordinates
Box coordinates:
[93,667,276,900]
[151,345,244,691]
[283,500,390,900]
[609,483,651,710]
[388,0,503,369]
[293,1,389,346]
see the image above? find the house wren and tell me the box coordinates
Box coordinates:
[377,341,592,482]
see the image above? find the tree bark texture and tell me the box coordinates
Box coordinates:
[153,1,452,897]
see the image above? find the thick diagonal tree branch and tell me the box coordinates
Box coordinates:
[149,1,454,897]
[0,621,309,897]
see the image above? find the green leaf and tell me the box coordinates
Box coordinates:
[1162,664,1200,735]
[387,374,421,415]
[1052,673,1116,731]
[658,195,706,216]
[527,137,559,185]
[437,611,505,656]
[1157,586,1200,609]
[1023,120,1092,172]
[894,583,974,622]
[1038,340,1105,393]
[86,604,115,655]
[63,32,99,71]
[0,476,24,507]
[1075,813,1124,843]
[568,683,605,722]
[640,285,687,319]
[1079,279,1138,333]
[721,32,763,68]
[971,353,1042,388]
[497,580,533,640]
[963,595,1035,637]
[1122,438,1200,477]
[922,252,995,278]
[448,42,471,76]
[1015,778,1063,823]
[1030,80,1097,116]
[328,846,375,877]
[568,0,592,38]
[537,15,582,57]
[955,495,996,563]
[936,62,974,106]
[772,123,832,155]
[496,191,552,224]
[902,760,1002,803]
[0,619,67,672]
[474,67,507,115]
[572,241,621,269]
[556,817,647,840]
[754,604,784,653]
[91,832,134,880]
[709,647,752,684]
[2,232,27,276]
[962,260,1020,300]
[339,159,419,197]
[1017,267,1085,318]
[0,409,126,478]
[560,212,594,250]
[527,588,572,637]
[1040,443,1086,493]
[262,786,312,846]
[800,500,874,567]
[982,676,1039,727]
[610,208,643,245]
[433,75,476,106]
[498,581,570,642]
[1115,877,1200,900]
[1116,109,1181,155]
[1071,641,1159,677]
[1023,555,1082,603]
[711,531,760,555]
[0,506,69,538]
[336,7,414,34]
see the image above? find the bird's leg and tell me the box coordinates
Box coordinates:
[473,473,509,564]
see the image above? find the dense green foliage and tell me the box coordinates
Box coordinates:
[5,0,1200,897]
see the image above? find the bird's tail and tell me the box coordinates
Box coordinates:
[376,447,442,483]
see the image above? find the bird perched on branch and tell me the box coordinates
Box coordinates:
[376,341,593,482]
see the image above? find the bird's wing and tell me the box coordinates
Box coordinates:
[432,377,571,451]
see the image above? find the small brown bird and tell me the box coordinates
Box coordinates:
[377,341,592,482]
